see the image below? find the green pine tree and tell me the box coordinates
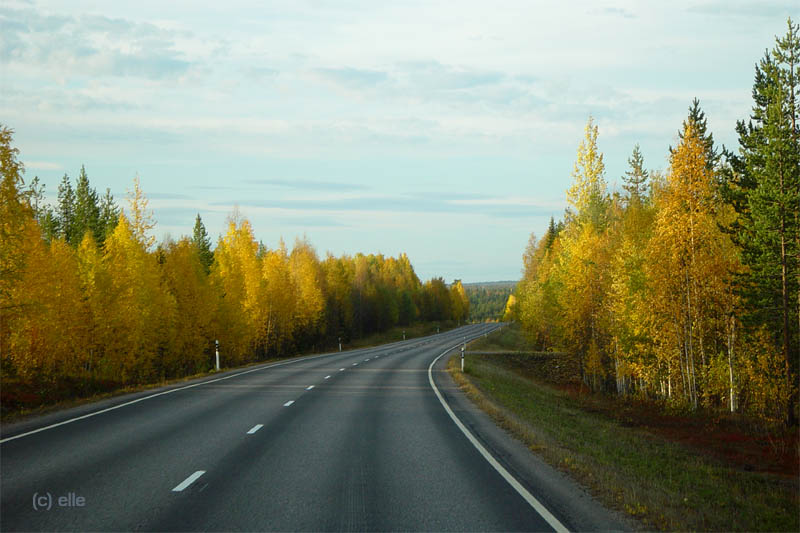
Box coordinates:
[73,165,101,246]
[622,144,649,204]
[191,214,214,274]
[56,173,76,243]
[727,17,799,421]
[98,187,119,247]
[671,98,720,170]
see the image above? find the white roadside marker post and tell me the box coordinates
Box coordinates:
[339,337,342,352]
[461,345,465,372]
[403,330,406,341]
[215,339,220,371]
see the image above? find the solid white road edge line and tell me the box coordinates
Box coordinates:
[247,424,263,434]
[2,326,483,444]
[0,343,364,444]
[283,400,295,407]
[427,336,569,533]
[172,471,205,492]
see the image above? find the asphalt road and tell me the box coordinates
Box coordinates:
[0,324,625,532]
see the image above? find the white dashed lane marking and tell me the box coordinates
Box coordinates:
[172,471,205,492]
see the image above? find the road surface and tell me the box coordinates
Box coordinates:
[1,324,626,531]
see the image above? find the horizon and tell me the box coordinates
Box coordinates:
[2,1,795,282]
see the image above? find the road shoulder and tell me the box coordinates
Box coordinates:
[432,350,637,532]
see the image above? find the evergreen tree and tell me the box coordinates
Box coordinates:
[544,216,559,250]
[26,176,45,217]
[57,173,76,243]
[622,144,649,204]
[98,188,120,247]
[671,98,720,170]
[727,18,799,419]
[73,165,101,245]
[191,214,214,274]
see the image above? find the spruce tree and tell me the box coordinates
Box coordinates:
[544,216,559,250]
[98,188,120,247]
[622,144,649,204]
[56,173,76,243]
[73,165,101,245]
[191,214,214,274]
[671,98,720,171]
[727,18,799,421]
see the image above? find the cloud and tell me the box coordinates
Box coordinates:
[24,160,61,170]
[210,192,561,219]
[147,192,193,200]
[0,6,193,80]
[243,178,368,192]
[686,0,797,18]
[313,67,389,88]
[600,7,637,19]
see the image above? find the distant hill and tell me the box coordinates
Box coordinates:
[463,280,517,290]
[463,281,517,321]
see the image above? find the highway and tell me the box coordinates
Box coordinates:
[1,324,625,532]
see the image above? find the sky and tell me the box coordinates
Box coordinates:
[1,1,796,282]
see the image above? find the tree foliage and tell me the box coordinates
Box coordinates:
[514,22,799,426]
[0,135,468,393]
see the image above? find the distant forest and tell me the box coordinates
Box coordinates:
[0,137,470,397]
[465,282,515,322]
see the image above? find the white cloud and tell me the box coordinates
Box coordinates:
[2,0,790,280]
[24,160,61,170]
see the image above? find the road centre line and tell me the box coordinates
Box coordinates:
[172,471,205,492]
[247,424,263,434]
[325,375,331,379]
[352,363,358,366]
[283,401,295,407]
[0,343,367,444]
[306,385,314,390]
[427,332,568,533]
[3,329,479,444]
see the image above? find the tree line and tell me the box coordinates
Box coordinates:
[0,139,470,388]
[510,19,798,426]
[465,283,514,322]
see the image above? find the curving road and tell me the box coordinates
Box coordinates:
[0,324,624,532]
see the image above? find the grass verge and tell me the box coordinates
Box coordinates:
[449,324,799,531]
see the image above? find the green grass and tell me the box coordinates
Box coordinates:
[451,324,799,531]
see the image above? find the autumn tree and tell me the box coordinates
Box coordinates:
[561,116,613,389]
[647,123,741,407]
[160,238,217,375]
